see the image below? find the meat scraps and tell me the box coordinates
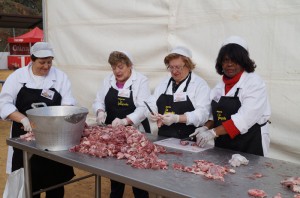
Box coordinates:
[248,189,267,198]
[246,172,264,180]
[70,125,168,170]
[272,193,282,198]
[173,160,235,182]
[180,140,189,146]
[280,177,300,193]
[19,132,35,141]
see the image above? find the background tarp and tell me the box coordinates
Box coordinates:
[44,0,300,164]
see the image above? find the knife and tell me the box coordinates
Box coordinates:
[144,101,154,115]
[181,135,196,141]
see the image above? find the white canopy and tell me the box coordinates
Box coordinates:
[44,0,300,164]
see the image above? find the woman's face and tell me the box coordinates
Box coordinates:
[112,62,132,83]
[222,56,243,78]
[167,57,190,83]
[32,57,53,76]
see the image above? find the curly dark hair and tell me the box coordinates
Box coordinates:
[215,44,256,75]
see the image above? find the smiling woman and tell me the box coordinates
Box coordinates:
[193,36,271,157]
[0,41,77,198]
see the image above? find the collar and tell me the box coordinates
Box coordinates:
[17,64,56,87]
[222,70,244,85]
[110,69,137,89]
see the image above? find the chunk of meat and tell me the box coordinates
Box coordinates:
[248,189,267,198]
[280,177,300,193]
[19,132,35,141]
[173,160,235,182]
[272,193,282,198]
[180,140,189,146]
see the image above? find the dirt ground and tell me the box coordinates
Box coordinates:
[0,70,156,198]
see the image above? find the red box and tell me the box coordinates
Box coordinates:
[8,55,31,70]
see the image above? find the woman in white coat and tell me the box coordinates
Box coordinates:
[92,50,150,198]
[191,36,271,156]
[146,46,211,139]
[0,42,76,197]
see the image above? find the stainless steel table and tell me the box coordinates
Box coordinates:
[7,136,300,198]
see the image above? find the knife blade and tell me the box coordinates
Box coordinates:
[144,101,154,115]
[181,135,196,141]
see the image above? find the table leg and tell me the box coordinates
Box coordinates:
[23,151,32,198]
[95,175,101,198]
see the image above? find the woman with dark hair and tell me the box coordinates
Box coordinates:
[190,36,271,156]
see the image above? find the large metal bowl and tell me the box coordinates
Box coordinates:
[26,105,88,151]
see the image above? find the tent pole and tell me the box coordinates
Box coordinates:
[42,0,47,41]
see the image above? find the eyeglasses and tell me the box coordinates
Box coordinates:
[167,64,185,71]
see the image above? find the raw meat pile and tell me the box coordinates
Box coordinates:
[280,177,300,193]
[247,189,267,198]
[172,160,235,181]
[70,125,168,170]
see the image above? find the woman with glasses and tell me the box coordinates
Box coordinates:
[190,36,271,156]
[145,46,211,139]
[92,50,150,198]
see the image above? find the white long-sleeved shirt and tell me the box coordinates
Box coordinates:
[0,64,76,174]
[147,72,211,127]
[209,72,271,134]
[92,69,150,125]
[0,65,76,119]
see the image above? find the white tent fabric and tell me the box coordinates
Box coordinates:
[44,0,300,164]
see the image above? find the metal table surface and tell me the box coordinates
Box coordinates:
[7,136,300,198]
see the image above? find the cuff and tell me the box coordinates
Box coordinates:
[222,119,240,139]
[127,113,139,125]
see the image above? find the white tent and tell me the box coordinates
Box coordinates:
[44,0,300,164]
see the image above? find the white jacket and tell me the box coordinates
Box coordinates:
[148,72,211,127]
[210,72,271,155]
[92,69,150,125]
[0,64,76,174]
[0,65,76,119]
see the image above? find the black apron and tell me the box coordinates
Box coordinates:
[11,84,74,189]
[157,74,196,139]
[212,88,264,156]
[104,86,150,133]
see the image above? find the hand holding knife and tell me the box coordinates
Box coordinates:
[144,101,154,115]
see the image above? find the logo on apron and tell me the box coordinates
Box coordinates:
[164,106,175,115]
[118,98,129,106]
[216,110,226,121]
